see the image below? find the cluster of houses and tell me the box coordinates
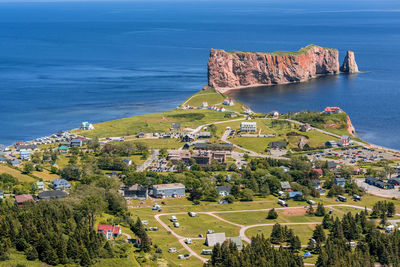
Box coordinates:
[365,176,396,189]
[323,106,343,114]
[13,179,70,207]
[325,136,354,148]
[121,183,186,200]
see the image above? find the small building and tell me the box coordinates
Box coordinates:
[58,145,69,154]
[198,132,211,139]
[365,176,380,186]
[201,102,208,108]
[375,181,394,189]
[136,131,146,138]
[201,249,213,255]
[288,191,303,200]
[152,183,186,198]
[323,107,342,114]
[388,177,400,186]
[300,123,312,132]
[311,179,322,190]
[171,123,181,131]
[268,141,287,149]
[325,141,337,148]
[123,158,133,166]
[280,166,290,173]
[327,161,338,170]
[70,138,82,147]
[337,136,353,147]
[20,150,31,160]
[123,184,148,200]
[181,134,194,143]
[280,181,291,191]
[269,110,279,117]
[15,194,34,207]
[229,237,243,250]
[97,224,121,239]
[334,177,346,188]
[0,190,4,199]
[53,179,71,190]
[223,98,234,106]
[205,232,226,247]
[36,181,45,191]
[80,122,94,130]
[0,157,7,164]
[240,122,257,133]
[37,190,67,200]
[11,159,21,166]
[216,185,231,196]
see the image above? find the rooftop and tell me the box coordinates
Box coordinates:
[153,183,185,189]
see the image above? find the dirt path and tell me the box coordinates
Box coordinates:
[153,204,396,265]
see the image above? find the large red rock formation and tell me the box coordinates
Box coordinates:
[340,51,359,73]
[208,45,341,93]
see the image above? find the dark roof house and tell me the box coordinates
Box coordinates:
[37,190,67,200]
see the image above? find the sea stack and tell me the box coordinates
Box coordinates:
[340,51,359,73]
[208,45,340,93]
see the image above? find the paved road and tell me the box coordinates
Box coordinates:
[137,149,159,172]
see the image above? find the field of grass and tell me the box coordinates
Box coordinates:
[134,138,182,150]
[0,164,36,182]
[246,224,317,245]
[216,209,323,226]
[74,109,231,139]
[32,169,60,181]
[181,88,225,107]
[230,136,284,154]
[159,213,240,238]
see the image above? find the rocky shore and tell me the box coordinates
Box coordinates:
[208,45,358,93]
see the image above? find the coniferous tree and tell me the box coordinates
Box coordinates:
[267,208,278,219]
[315,203,326,217]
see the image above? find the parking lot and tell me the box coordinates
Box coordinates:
[355,178,400,198]
[308,147,399,164]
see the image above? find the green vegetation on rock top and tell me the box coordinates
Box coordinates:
[220,44,337,56]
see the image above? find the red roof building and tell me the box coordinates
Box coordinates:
[15,194,34,207]
[324,107,342,114]
[312,168,323,177]
[97,224,121,239]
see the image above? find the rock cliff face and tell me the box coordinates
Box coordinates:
[340,51,359,73]
[208,45,358,92]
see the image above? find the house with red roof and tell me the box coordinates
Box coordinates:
[270,110,279,117]
[15,194,34,207]
[97,224,121,239]
[312,168,323,177]
[323,107,342,114]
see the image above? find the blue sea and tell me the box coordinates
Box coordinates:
[0,0,400,149]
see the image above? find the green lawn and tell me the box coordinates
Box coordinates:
[0,164,36,183]
[73,109,231,139]
[245,224,317,245]
[216,209,323,226]
[159,213,240,238]
[181,88,225,107]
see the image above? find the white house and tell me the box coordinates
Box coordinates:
[80,122,94,130]
[201,102,208,108]
[240,122,257,132]
[223,98,234,106]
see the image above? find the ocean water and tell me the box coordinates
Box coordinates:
[0,0,399,149]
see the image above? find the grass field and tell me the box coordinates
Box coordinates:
[181,88,225,107]
[159,213,240,238]
[216,208,323,226]
[74,109,232,139]
[245,224,317,245]
[133,138,182,150]
[32,169,60,181]
[0,164,36,182]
